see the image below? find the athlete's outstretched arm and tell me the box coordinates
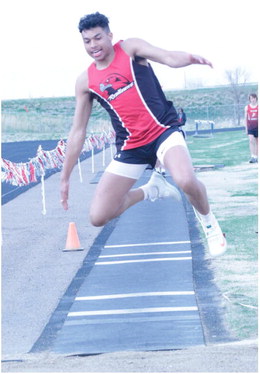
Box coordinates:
[121,38,213,68]
[60,72,93,210]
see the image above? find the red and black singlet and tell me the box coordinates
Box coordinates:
[88,41,179,151]
[246,104,258,130]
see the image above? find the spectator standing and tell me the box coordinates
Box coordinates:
[177,107,187,127]
[245,93,258,163]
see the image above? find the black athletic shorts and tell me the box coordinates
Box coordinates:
[113,127,181,168]
[248,128,258,138]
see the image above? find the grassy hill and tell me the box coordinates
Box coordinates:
[2,83,258,142]
[165,83,258,127]
[166,84,256,107]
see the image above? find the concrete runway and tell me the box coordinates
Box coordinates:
[1,143,258,372]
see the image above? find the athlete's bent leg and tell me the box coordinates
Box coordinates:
[89,172,144,227]
[164,145,209,214]
[157,131,210,215]
[159,138,226,257]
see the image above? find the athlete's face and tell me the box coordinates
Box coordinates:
[249,96,257,105]
[81,27,113,64]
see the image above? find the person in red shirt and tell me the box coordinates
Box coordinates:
[60,12,227,257]
[245,93,258,163]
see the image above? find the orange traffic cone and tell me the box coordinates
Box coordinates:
[63,222,84,252]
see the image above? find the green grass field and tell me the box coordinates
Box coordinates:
[188,130,248,167]
[187,130,258,340]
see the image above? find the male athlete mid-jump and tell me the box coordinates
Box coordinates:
[60,12,227,257]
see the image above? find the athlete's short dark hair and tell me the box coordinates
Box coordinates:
[78,12,110,33]
[249,93,258,100]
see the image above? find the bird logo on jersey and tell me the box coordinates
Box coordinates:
[99,73,134,101]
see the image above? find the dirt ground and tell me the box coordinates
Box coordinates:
[1,339,258,373]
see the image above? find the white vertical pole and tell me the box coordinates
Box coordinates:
[91,148,95,173]
[41,174,46,215]
[77,158,83,183]
[102,145,106,166]
[110,144,114,160]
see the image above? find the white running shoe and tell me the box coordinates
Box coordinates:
[140,171,181,202]
[194,209,227,257]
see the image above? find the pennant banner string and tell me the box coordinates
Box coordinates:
[1,130,115,187]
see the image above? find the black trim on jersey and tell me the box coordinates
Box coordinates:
[132,61,179,126]
[91,92,130,150]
